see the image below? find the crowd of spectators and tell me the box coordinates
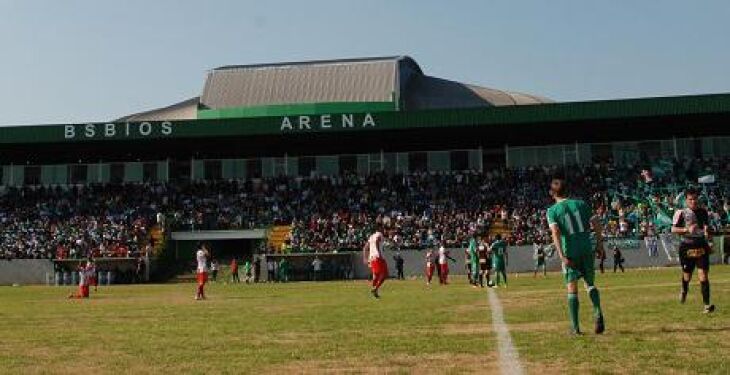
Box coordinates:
[1,157,728,258]
[0,185,154,260]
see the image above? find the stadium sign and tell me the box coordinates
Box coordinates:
[605,237,641,249]
[64,121,174,140]
[280,113,377,132]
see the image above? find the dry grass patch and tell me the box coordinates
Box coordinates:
[262,353,499,374]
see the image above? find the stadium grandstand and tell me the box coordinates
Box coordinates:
[1,55,729,283]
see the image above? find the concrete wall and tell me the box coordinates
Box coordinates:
[0,259,54,285]
[3,239,723,285]
[259,243,691,281]
[362,242,688,279]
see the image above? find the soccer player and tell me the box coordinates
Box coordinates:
[547,177,605,335]
[68,261,91,299]
[467,235,480,287]
[671,189,715,313]
[490,235,508,287]
[437,245,455,285]
[195,243,209,300]
[424,248,436,285]
[87,260,98,292]
[478,241,492,288]
[464,245,473,285]
[363,226,388,298]
[533,240,547,277]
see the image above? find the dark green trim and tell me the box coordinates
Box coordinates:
[2,93,730,144]
[197,101,396,119]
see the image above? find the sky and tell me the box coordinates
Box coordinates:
[0,0,729,126]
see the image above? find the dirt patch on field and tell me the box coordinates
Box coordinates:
[447,301,489,314]
[248,331,320,346]
[508,321,563,333]
[262,352,499,374]
[500,296,554,311]
[442,323,492,335]
[524,359,605,375]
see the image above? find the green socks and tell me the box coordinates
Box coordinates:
[568,293,580,332]
[568,288,602,333]
[588,287,603,319]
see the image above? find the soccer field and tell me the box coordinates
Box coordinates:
[1,266,729,374]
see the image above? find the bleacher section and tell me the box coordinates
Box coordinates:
[268,225,292,253]
[488,221,512,238]
[150,225,165,257]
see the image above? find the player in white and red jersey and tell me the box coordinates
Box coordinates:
[195,243,209,300]
[363,226,388,298]
[68,261,92,299]
[87,260,98,292]
[424,248,436,285]
[438,245,455,285]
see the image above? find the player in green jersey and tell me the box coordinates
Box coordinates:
[547,177,605,335]
[490,235,508,287]
[467,235,480,287]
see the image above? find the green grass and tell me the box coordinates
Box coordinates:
[0,278,493,374]
[0,266,728,374]
[500,265,730,374]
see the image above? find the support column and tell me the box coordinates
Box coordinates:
[504,144,509,168]
[478,146,483,173]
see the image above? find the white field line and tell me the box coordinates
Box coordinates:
[487,288,524,375]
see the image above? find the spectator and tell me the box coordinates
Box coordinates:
[393,252,405,280]
[210,259,219,282]
[230,258,240,283]
[244,260,252,284]
[278,258,290,283]
[266,258,277,282]
[312,256,323,281]
[253,257,261,283]
[613,246,625,273]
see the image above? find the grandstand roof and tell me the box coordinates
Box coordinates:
[201,56,406,109]
[118,56,552,121]
[116,97,199,122]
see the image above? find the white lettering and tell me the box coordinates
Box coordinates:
[320,114,331,128]
[139,122,152,136]
[84,124,96,138]
[281,117,293,131]
[64,125,75,139]
[342,114,354,128]
[298,116,311,130]
[104,123,116,137]
[125,123,131,136]
[362,113,376,127]
[161,121,173,135]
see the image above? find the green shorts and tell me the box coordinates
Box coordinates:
[562,251,595,286]
[492,258,505,271]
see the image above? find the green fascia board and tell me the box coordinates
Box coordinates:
[1,93,730,144]
[197,101,396,119]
